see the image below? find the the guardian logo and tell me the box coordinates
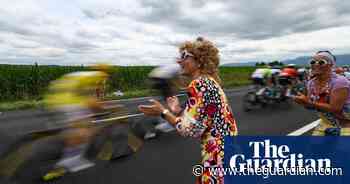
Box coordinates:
[230,139,332,171]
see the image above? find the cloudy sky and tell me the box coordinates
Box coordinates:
[0,0,350,65]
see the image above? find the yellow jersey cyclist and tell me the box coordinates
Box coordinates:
[43,64,110,176]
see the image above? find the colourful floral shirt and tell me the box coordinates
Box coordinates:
[175,76,238,184]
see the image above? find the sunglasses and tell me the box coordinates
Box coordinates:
[177,50,194,61]
[309,59,329,65]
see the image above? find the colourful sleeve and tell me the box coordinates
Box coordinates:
[175,78,210,138]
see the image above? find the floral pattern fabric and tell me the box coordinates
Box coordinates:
[175,76,238,184]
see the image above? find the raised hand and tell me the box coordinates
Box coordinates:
[166,96,182,114]
[138,99,165,116]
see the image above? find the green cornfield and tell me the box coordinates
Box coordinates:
[0,64,84,101]
[0,64,254,102]
[219,66,256,87]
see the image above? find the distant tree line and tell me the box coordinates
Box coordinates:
[255,60,284,67]
[0,64,255,102]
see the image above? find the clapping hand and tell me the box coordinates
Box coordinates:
[293,92,313,108]
[138,99,165,116]
[166,96,182,114]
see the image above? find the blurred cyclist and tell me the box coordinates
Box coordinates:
[251,67,273,96]
[335,67,345,76]
[251,66,287,100]
[270,66,282,86]
[251,67,270,88]
[148,64,182,133]
[297,67,307,81]
[43,64,110,176]
[278,64,298,97]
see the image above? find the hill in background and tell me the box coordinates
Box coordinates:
[283,54,350,66]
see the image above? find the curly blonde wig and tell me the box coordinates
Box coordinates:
[179,37,221,84]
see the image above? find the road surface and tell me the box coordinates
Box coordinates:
[0,87,317,184]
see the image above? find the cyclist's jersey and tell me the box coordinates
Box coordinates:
[251,68,272,79]
[44,71,108,109]
[279,68,298,78]
[270,69,281,75]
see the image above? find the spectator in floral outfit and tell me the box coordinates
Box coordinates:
[139,37,238,183]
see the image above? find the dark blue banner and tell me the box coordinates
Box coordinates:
[223,136,350,184]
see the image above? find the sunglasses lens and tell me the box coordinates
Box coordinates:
[310,60,328,65]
